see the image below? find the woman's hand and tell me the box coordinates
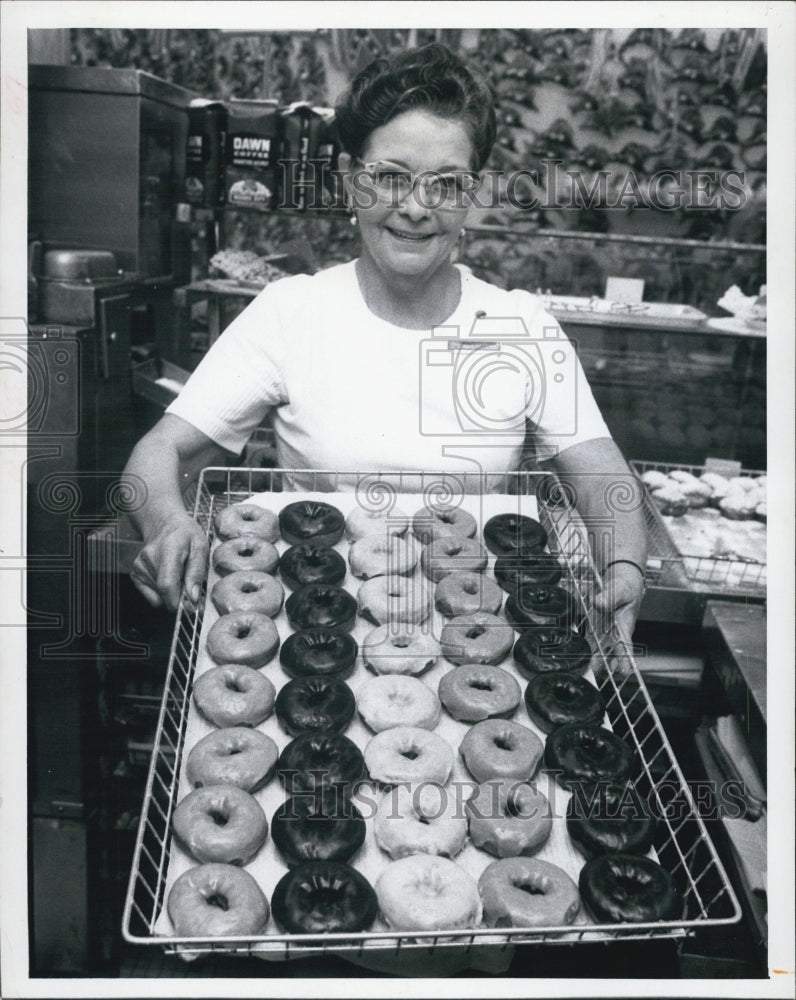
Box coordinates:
[592,561,646,643]
[130,513,208,612]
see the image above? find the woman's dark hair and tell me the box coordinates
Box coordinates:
[334,43,497,170]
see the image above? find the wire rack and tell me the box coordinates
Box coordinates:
[630,460,767,600]
[122,468,741,961]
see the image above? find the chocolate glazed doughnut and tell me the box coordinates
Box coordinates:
[566,782,657,859]
[279,627,358,680]
[271,861,378,934]
[271,788,367,867]
[504,584,580,631]
[279,544,346,591]
[285,584,357,632]
[279,501,344,547]
[579,853,683,923]
[275,676,356,737]
[544,723,635,789]
[483,513,547,555]
[513,626,592,679]
[524,672,606,733]
[277,733,366,795]
[494,552,563,593]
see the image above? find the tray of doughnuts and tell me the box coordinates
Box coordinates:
[123,468,741,960]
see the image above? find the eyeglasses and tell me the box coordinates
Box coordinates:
[353,159,481,209]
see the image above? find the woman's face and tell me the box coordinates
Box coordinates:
[342,109,477,284]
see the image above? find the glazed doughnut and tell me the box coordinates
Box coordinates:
[440,612,514,666]
[364,726,453,786]
[412,504,477,545]
[438,664,521,723]
[579,853,683,923]
[167,863,269,937]
[544,723,635,788]
[211,570,284,617]
[421,535,487,582]
[362,624,440,676]
[277,733,365,795]
[374,782,467,860]
[278,544,346,592]
[478,857,580,928]
[186,727,278,793]
[494,552,563,593]
[483,513,547,555]
[357,575,431,627]
[206,611,280,668]
[271,861,378,934]
[274,675,356,737]
[566,782,657,859]
[505,585,580,631]
[345,505,410,542]
[349,535,417,580]
[172,784,268,866]
[375,854,482,931]
[513,625,592,679]
[466,779,552,857]
[212,535,279,577]
[460,719,544,782]
[435,571,503,617]
[192,664,276,728]
[271,788,366,868]
[279,500,344,547]
[524,672,606,733]
[214,502,279,543]
[279,627,358,681]
[357,674,440,731]
[285,584,357,632]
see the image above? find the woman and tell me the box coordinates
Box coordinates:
[125,43,646,639]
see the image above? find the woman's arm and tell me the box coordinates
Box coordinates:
[544,437,647,640]
[123,414,231,611]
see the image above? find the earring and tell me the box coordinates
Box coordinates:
[350,213,358,227]
[459,228,466,238]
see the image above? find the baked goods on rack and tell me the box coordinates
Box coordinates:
[214,502,280,542]
[437,663,521,723]
[345,505,410,541]
[362,624,440,675]
[186,727,278,793]
[375,854,482,931]
[192,664,276,728]
[274,675,356,736]
[209,248,289,287]
[279,627,358,680]
[357,575,431,626]
[411,504,477,544]
[270,789,366,868]
[211,570,284,617]
[483,513,547,555]
[364,726,453,785]
[440,612,514,666]
[513,626,592,679]
[420,535,488,582]
[168,863,270,937]
[504,585,580,631]
[357,673,441,731]
[285,584,357,632]
[212,535,279,576]
[172,785,268,866]
[276,733,365,795]
[279,501,345,547]
[459,719,543,782]
[278,544,347,591]
[434,570,504,617]
[566,783,657,860]
[524,672,606,733]
[465,779,552,858]
[206,611,280,667]
[579,854,683,923]
[348,535,418,579]
[270,861,378,934]
[479,858,580,928]
[374,782,467,860]
[545,724,635,789]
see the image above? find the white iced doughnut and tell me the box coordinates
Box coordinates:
[357,576,431,626]
[362,624,440,676]
[349,535,417,580]
[375,854,482,931]
[357,674,440,732]
[345,505,410,541]
[374,783,467,860]
[421,535,488,582]
[364,726,453,785]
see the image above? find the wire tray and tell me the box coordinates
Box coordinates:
[122,468,740,961]
[630,460,767,600]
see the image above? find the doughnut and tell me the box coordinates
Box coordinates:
[566,782,657,859]
[513,626,592,679]
[274,675,356,737]
[279,627,358,681]
[212,534,279,576]
[345,505,410,541]
[362,624,440,676]
[214,502,279,543]
[357,575,431,626]
[483,513,547,555]
[494,552,563,593]
[579,853,683,923]
[478,857,580,928]
[544,723,635,788]
[172,784,268,866]
[271,788,366,868]
[277,733,365,795]
[465,779,552,858]
[524,672,606,733]
[440,612,514,666]
[167,863,269,937]
[211,570,284,617]
[460,718,543,782]
[435,571,503,617]
[357,674,440,731]
[374,782,467,860]
[438,664,521,723]
[348,535,418,580]
[364,726,453,786]
[271,861,378,934]
[285,584,357,632]
[278,544,346,591]
[186,727,279,793]
[192,664,276,728]
[504,585,580,631]
[420,535,487,582]
[375,854,482,931]
[412,504,477,545]
[279,500,344,547]
[640,469,670,491]
[206,611,280,668]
